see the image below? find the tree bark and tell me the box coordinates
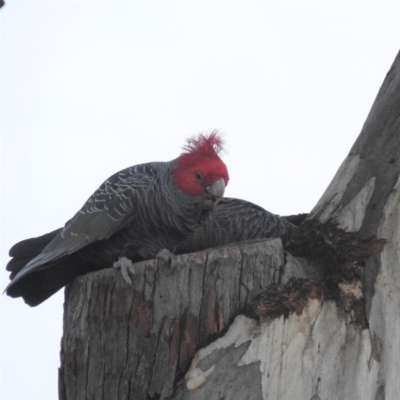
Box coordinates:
[59,51,400,400]
[59,239,305,400]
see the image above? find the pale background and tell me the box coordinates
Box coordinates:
[1,1,399,399]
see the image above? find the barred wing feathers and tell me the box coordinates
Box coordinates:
[214,198,296,242]
[176,198,296,254]
[7,163,157,287]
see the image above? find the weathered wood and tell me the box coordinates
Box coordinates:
[59,238,298,400]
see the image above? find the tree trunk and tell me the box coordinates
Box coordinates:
[59,239,302,400]
[59,51,400,400]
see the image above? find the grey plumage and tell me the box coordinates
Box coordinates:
[177,197,296,255]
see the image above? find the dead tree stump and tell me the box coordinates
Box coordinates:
[59,50,400,400]
[59,239,300,400]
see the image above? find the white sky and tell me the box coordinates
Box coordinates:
[1,1,399,399]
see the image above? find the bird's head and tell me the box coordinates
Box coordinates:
[173,131,229,211]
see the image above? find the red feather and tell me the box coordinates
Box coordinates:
[181,130,225,158]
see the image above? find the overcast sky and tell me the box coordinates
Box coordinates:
[1,2,399,399]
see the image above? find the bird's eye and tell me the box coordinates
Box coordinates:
[195,172,204,182]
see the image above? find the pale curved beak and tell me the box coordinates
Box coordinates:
[203,178,226,211]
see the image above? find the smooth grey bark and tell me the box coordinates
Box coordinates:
[59,51,400,400]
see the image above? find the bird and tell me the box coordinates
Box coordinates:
[5,132,296,306]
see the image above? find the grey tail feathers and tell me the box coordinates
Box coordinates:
[6,228,62,279]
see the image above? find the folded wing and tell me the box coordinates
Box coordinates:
[6,164,155,289]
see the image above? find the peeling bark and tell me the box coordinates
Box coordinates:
[175,302,377,400]
[60,51,400,400]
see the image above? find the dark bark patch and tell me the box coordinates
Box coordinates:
[286,219,387,279]
[178,313,199,376]
[246,279,325,320]
[130,292,153,336]
[169,318,181,365]
[246,277,368,328]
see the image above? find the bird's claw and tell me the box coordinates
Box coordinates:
[156,249,177,266]
[113,256,134,285]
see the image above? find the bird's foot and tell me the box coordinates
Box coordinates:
[113,256,134,285]
[156,249,177,266]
